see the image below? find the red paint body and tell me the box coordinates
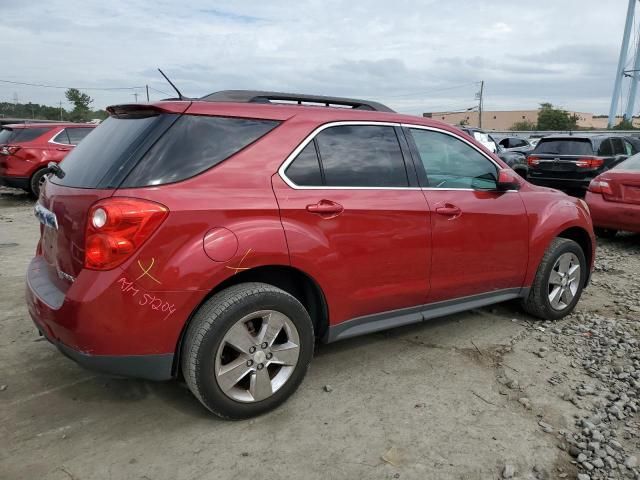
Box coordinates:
[25,100,595,376]
[0,122,96,191]
[586,169,640,233]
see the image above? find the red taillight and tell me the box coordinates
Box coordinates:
[575,157,604,168]
[588,178,613,195]
[527,155,540,166]
[84,198,168,270]
[0,145,20,156]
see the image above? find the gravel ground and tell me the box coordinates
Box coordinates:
[0,185,638,480]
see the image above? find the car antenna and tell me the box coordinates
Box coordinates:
[157,68,184,100]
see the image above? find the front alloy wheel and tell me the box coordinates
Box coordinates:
[547,252,581,311]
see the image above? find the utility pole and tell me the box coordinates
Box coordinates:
[132,92,139,103]
[477,80,484,128]
[146,85,150,102]
[59,101,63,121]
[609,0,637,127]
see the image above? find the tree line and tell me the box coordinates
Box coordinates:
[0,89,108,122]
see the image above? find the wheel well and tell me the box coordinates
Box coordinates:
[557,226,592,285]
[172,265,329,377]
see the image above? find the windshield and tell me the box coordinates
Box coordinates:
[0,128,13,144]
[534,139,593,155]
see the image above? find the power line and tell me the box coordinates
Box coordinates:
[0,78,145,91]
[384,82,480,99]
[147,86,173,97]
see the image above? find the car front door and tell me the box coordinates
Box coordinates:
[405,126,529,303]
[272,122,431,327]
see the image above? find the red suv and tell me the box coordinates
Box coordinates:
[0,122,96,196]
[26,91,595,418]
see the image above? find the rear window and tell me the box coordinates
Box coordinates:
[54,115,167,188]
[534,139,593,156]
[616,153,640,170]
[0,126,52,144]
[121,115,280,187]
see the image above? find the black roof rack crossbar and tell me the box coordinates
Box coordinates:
[199,90,395,113]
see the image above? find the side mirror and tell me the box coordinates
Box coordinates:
[496,168,522,191]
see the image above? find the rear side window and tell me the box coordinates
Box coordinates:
[285,142,323,186]
[52,129,71,144]
[67,127,93,145]
[54,115,164,188]
[7,127,52,143]
[122,116,279,187]
[611,137,626,155]
[535,139,594,155]
[597,139,613,156]
[313,125,408,187]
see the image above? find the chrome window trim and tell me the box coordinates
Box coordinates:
[48,129,72,146]
[277,121,421,191]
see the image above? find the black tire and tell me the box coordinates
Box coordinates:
[29,168,50,198]
[181,282,314,419]
[594,228,617,239]
[521,238,586,320]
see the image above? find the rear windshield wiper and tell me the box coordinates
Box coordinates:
[47,162,66,179]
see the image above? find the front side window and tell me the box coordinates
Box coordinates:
[624,139,637,156]
[314,125,408,187]
[409,129,498,190]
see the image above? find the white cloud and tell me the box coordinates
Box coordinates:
[0,0,630,114]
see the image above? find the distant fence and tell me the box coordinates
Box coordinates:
[490,130,640,138]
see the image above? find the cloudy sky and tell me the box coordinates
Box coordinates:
[0,0,636,115]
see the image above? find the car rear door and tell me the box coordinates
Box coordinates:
[272,122,431,327]
[405,125,528,302]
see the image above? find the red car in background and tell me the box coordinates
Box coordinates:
[0,122,96,196]
[586,154,640,237]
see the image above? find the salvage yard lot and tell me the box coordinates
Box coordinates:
[1,186,639,480]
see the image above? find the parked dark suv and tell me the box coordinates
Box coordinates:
[527,135,639,195]
[27,91,595,418]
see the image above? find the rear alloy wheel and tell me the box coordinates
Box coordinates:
[594,228,617,239]
[29,168,50,198]
[182,282,314,418]
[522,238,586,320]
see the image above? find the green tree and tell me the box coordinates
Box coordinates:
[509,120,537,131]
[536,103,578,130]
[65,88,94,122]
[457,118,469,127]
[612,118,636,130]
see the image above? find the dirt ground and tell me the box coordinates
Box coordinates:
[0,185,638,480]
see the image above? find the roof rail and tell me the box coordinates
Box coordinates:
[199,90,395,113]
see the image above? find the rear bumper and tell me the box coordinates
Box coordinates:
[527,174,591,192]
[25,255,201,381]
[585,191,640,233]
[34,321,174,380]
[0,175,29,190]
